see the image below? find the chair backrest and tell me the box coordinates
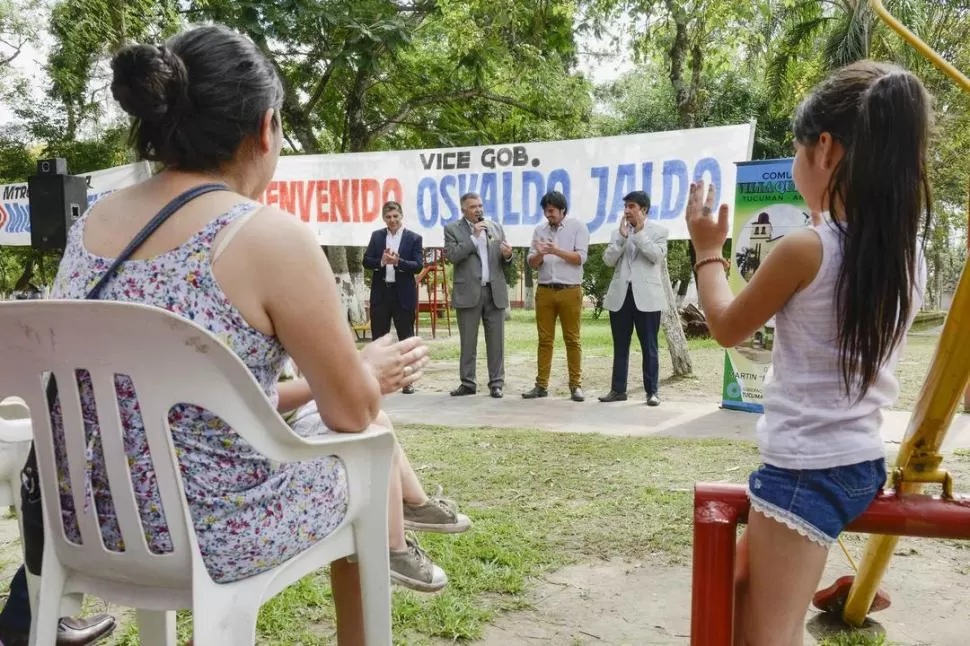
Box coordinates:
[0,300,305,589]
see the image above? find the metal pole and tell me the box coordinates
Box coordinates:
[964,175,970,413]
[690,483,970,645]
[691,488,739,646]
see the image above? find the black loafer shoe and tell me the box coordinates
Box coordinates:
[598,390,628,403]
[521,386,548,399]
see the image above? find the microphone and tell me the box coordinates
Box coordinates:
[476,215,495,241]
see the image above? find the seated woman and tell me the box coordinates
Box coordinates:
[43,23,470,644]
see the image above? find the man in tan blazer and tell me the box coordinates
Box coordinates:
[598,191,668,406]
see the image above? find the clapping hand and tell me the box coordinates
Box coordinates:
[359,335,429,395]
[535,239,558,255]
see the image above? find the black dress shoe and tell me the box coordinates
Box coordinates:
[647,393,661,407]
[57,615,117,645]
[450,384,476,396]
[521,386,548,399]
[0,613,117,646]
[402,385,415,394]
[570,387,585,402]
[490,387,503,398]
[598,390,628,403]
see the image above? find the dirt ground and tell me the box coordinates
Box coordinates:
[458,538,968,646]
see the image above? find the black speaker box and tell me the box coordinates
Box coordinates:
[29,173,89,251]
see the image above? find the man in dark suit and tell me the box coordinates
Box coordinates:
[363,201,424,394]
[443,192,514,399]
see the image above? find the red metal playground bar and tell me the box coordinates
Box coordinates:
[690,483,970,645]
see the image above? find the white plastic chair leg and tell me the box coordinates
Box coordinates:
[28,554,67,646]
[136,609,177,646]
[191,596,259,646]
[24,571,81,619]
[353,484,393,645]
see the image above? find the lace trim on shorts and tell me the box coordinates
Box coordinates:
[747,488,833,547]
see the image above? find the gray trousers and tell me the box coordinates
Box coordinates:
[457,284,505,389]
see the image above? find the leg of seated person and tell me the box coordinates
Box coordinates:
[373,410,427,509]
[373,411,471,534]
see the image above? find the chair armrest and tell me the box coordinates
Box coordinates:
[0,418,33,443]
[241,420,395,465]
[0,397,30,421]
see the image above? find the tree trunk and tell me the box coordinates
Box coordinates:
[657,2,705,375]
[335,65,374,326]
[325,246,368,325]
[524,262,535,310]
[660,256,692,376]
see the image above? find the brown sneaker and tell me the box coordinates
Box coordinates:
[389,535,448,592]
[403,486,473,534]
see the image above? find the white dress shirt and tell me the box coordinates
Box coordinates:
[384,228,403,282]
[469,221,490,285]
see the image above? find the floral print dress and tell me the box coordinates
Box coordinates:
[49,202,348,583]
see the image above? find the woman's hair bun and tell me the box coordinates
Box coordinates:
[110,44,189,123]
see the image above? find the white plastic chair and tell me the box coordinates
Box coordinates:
[0,397,67,619]
[0,396,32,505]
[0,300,395,646]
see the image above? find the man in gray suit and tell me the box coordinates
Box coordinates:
[598,191,669,407]
[444,192,514,398]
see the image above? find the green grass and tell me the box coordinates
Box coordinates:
[424,308,721,364]
[102,426,759,645]
[419,309,936,410]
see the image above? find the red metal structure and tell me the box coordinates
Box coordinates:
[415,248,451,339]
[690,483,970,645]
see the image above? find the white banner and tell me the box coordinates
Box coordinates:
[0,124,754,247]
[0,162,154,246]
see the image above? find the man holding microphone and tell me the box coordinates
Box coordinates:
[443,192,514,399]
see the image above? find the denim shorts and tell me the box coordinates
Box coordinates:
[747,459,886,546]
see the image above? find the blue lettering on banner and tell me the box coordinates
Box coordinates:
[501,172,520,226]
[660,160,688,221]
[521,170,545,226]
[1,202,31,233]
[415,157,721,234]
[546,169,570,204]
[692,157,722,208]
[416,178,438,228]
[416,171,573,228]
[587,158,720,231]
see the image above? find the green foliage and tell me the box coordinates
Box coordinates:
[581,244,612,318]
[2,0,968,307]
[502,249,521,289]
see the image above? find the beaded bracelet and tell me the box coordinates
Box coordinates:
[694,256,730,272]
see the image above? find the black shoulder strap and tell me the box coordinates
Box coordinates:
[85,182,230,300]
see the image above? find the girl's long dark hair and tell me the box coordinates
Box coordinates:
[793,60,931,397]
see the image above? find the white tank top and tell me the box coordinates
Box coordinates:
[756,220,926,469]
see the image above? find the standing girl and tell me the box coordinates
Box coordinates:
[687,60,930,644]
